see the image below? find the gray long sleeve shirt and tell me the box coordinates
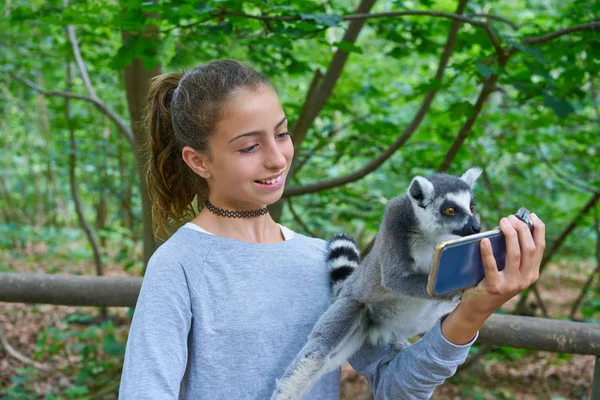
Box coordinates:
[119,225,476,399]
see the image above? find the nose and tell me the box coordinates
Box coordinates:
[470,216,481,233]
[264,141,287,170]
[452,215,481,236]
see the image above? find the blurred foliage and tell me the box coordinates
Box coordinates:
[1,0,599,397]
[0,313,128,399]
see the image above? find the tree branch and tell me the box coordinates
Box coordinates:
[293,112,370,176]
[225,8,486,26]
[539,192,600,275]
[437,74,499,172]
[286,197,317,237]
[287,0,377,182]
[514,191,600,313]
[289,68,323,158]
[467,145,502,218]
[569,208,600,320]
[530,284,549,318]
[522,22,600,45]
[536,147,600,194]
[294,93,403,176]
[64,62,104,280]
[223,8,505,63]
[284,0,470,197]
[0,324,51,372]
[64,13,96,98]
[468,13,519,30]
[11,74,134,147]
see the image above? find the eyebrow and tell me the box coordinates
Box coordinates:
[228,116,288,144]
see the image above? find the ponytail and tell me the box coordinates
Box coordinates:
[145,73,208,240]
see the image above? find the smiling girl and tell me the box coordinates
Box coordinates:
[118,60,545,399]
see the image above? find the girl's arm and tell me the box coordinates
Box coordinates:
[348,312,475,399]
[119,250,193,399]
[349,213,546,399]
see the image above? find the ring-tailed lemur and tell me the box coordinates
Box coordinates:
[271,168,482,400]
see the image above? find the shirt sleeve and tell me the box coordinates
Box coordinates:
[347,314,477,399]
[119,252,193,399]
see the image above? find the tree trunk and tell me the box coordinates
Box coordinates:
[65,61,107,318]
[117,140,133,231]
[121,31,161,272]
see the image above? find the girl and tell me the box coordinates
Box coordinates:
[119,59,545,399]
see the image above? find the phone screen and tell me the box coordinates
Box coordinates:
[428,230,507,296]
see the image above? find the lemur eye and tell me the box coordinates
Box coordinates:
[445,208,455,215]
[470,204,475,212]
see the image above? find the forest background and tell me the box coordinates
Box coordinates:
[1,0,599,398]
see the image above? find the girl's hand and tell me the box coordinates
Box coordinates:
[441,213,546,345]
[460,213,546,316]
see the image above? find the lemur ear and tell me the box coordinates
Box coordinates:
[408,176,435,206]
[460,167,482,188]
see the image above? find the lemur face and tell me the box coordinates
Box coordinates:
[407,168,482,238]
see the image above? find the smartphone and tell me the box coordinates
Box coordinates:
[427,229,507,297]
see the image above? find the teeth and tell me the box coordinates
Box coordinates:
[258,175,282,185]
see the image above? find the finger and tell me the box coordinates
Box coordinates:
[509,214,536,280]
[480,238,502,293]
[500,217,521,279]
[530,213,546,282]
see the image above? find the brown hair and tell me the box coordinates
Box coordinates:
[144,60,273,239]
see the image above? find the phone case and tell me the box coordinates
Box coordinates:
[427,229,507,297]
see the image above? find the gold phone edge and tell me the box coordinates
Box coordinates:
[427,241,447,297]
[427,228,502,297]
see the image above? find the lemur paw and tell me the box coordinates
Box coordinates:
[390,340,410,353]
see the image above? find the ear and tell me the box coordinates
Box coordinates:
[460,167,482,188]
[181,146,212,179]
[407,176,435,206]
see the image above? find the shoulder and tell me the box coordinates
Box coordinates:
[146,226,213,275]
[285,228,329,255]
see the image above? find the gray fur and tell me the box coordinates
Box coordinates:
[271,168,481,400]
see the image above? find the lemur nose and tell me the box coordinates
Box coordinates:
[470,217,481,233]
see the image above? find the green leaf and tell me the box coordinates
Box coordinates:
[415,78,444,94]
[333,41,363,54]
[299,13,342,27]
[475,61,494,78]
[449,101,475,119]
[64,385,89,397]
[103,337,125,356]
[543,93,575,118]
[386,46,406,59]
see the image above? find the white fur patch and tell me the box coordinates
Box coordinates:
[411,197,444,236]
[460,167,482,188]
[408,176,435,202]
[329,239,358,252]
[446,191,472,214]
[329,257,358,269]
[410,232,459,273]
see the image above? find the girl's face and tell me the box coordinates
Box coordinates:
[198,86,294,210]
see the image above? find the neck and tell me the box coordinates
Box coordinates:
[191,209,284,244]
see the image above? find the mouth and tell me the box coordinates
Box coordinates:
[255,173,283,185]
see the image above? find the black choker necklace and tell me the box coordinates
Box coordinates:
[204,200,269,218]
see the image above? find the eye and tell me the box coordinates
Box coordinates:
[444,208,455,216]
[470,204,475,212]
[239,144,258,154]
[275,132,290,140]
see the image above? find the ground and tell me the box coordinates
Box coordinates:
[0,242,597,399]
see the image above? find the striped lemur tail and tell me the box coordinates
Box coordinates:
[326,234,360,298]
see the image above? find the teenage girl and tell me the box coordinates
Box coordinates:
[118,59,545,399]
